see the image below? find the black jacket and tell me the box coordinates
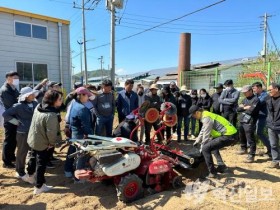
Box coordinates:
[176,94,192,117]
[144,93,161,111]
[211,92,222,114]
[197,94,212,111]
[0,83,20,109]
[266,95,280,130]
[237,95,260,124]
[191,96,198,106]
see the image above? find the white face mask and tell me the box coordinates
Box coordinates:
[226,87,232,91]
[200,94,206,98]
[12,78,19,86]
[89,95,95,101]
[191,94,196,98]
[181,91,186,95]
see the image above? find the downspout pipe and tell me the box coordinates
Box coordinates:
[58,22,63,89]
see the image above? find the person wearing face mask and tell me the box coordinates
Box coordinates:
[189,89,198,140]
[176,85,192,142]
[2,87,38,179]
[197,88,212,131]
[144,84,162,145]
[218,80,240,127]
[137,85,145,142]
[0,71,20,168]
[211,83,224,115]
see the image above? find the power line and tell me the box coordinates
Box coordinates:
[267,23,280,57]
[83,0,227,54]
[117,0,129,24]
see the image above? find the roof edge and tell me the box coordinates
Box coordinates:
[0,7,70,25]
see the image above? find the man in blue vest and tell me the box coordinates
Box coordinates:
[190,105,237,178]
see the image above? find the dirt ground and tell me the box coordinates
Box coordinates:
[0,127,280,210]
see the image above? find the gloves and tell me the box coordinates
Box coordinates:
[193,141,199,147]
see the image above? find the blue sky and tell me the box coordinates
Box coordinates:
[1,0,280,75]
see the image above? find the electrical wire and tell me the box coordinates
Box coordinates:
[267,23,280,57]
[118,0,128,24]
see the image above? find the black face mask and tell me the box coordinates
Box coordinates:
[138,92,143,96]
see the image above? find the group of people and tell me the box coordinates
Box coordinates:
[0,71,279,194]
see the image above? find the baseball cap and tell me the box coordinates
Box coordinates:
[48,81,62,87]
[214,83,224,89]
[241,85,252,93]
[224,79,233,86]
[75,87,93,97]
[188,105,200,118]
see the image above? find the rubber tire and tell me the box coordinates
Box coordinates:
[117,174,144,203]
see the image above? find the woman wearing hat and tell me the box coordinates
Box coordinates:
[3,87,38,179]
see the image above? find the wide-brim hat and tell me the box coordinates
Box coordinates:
[149,84,159,90]
[241,85,252,93]
[19,87,39,102]
[180,85,188,92]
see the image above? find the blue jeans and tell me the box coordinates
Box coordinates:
[268,128,280,162]
[177,116,190,141]
[256,116,271,152]
[96,115,114,137]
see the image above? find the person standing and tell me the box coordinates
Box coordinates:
[137,85,145,142]
[237,85,260,163]
[93,79,115,137]
[24,90,63,194]
[117,79,138,123]
[2,87,38,179]
[144,84,162,145]
[219,79,240,127]
[176,85,192,142]
[212,83,224,115]
[161,86,177,140]
[252,82,271,157]
[0,71,20,168]
[189,89,198,139]
[266,83,280,168]
[190,105,237,178]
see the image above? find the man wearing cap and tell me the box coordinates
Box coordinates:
[93,79,115,137]
[212,83,224,115]
[2,87,38,178]
[266,83,280,168]
[0,71,20,168]
[219,79,240,127]
[117,79,138,123]
[237,85,260,163]
[176,85,192,142]
[190,105,237,178]
[144,84,162,145]
[252,82,271,158]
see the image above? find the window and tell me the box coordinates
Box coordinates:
[16,62,48,87]
[15,21,47,40]
[32,25,47,39]
[15,22,31,37]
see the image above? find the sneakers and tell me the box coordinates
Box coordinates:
[33,184,53,195]
[236,148,247,155]
[216,165,228,173]
[15,172,25,178]
[267,161,280,169]
[46,162,55,169]
[21,174,36,184]
[244,155,255,163]
[206,172,217,178]
[3,163,15,168]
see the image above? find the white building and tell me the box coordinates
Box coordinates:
[0,7,71,92]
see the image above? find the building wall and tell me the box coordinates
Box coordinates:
[0,10,71,92]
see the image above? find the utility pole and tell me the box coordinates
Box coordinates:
[77,40,83,84]
[261,13,272,63]
[106,0,123,86]
[74,0,95,85]
[98,56,104,80]
[110,3,116,86]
